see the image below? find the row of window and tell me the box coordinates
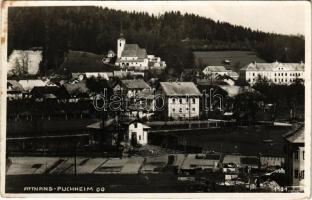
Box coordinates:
[172,107,196,113]
[248,78,300,83]
[250,72,302,77]
[172,98,196,104]
[121,62,143,67]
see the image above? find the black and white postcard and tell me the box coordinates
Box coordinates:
[0,1,311,199]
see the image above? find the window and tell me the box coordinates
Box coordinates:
[139,135,141,140]
[172,108,175,112]
[300,170,305,180]
[192,98,196,104]
[294,169,299,179]
[179,99,182,104]
[172,99,176,104]
[179,108,183,113]
[274,78,277,82]
[285,73,287,76]
[192,108,195,111]
[294,150,299,160]
[134,123,137,128]
[274,73,276,76]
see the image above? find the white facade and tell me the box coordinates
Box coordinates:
[241,62,304,85]
[117,38,126,58]
[292,146,305,189]
[85,72,109,80]
[167,97,200,119]
[202,66,228,78]
[128,122,150,145]
[116,58,149,71]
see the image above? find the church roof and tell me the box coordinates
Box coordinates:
[121,44,147,58]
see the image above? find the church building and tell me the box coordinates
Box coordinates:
[115,33,166,71]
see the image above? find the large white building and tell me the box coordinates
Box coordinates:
[115,34,166,71]
[158,82,201,120]
[240,61,304,85]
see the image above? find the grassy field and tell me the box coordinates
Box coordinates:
[193,51,267,72]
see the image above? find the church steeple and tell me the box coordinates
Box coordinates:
[117,32,126,58]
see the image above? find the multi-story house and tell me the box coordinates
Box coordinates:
[284,125,305,191]
[240,61,304,85]
[113,79,151,98]
[158,82,201,120]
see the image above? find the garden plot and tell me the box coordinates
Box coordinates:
[6,157,60,175]
[94,158,129,174]
[50,157,86,174]
[120,157,144,174]
[140,155,168,174]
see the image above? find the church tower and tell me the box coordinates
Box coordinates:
[117,33,126,58]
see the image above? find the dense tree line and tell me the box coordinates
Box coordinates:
[8,6,305,75]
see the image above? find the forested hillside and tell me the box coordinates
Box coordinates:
[8,6,305,75]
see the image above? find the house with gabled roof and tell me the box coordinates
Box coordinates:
[157,82,201,120]
[87,118,150,147]
[113,79,151,98]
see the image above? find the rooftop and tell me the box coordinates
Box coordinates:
[204,66,227,72]
[160,82,201,96]
[7,80,24,92]
[121,79,151,90]
[18,79,47,91]
[218,85,253,98]
[62,82,89,96]
[121,44,147,59]
[241,61,304,71]
[284,125,304,144]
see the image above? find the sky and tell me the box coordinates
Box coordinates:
[97,1,309,36]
